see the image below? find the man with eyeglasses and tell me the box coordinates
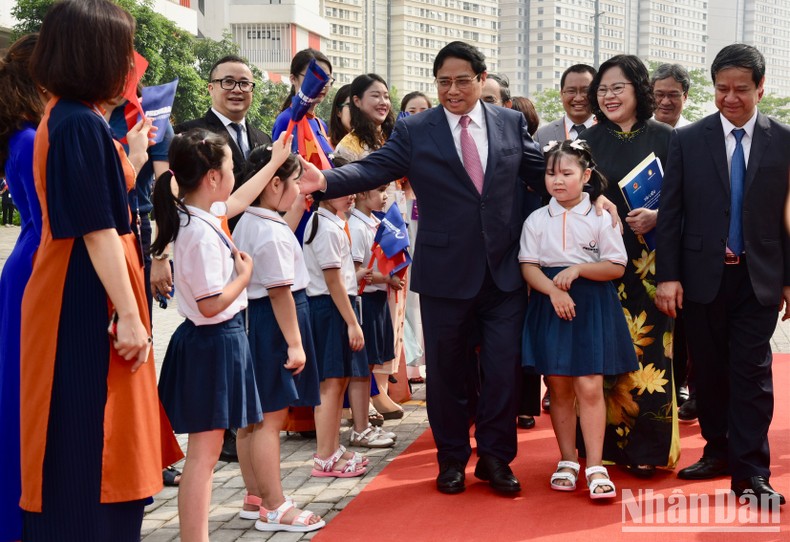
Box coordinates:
[651,63,691,128]
[174,54,271,463]
[534,64,596,148]
[481,73,512,108]
[176,55,272,195]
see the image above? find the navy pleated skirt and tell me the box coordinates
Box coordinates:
[158,312,262,433]
[522,267,638,377]
[248,289,321,412]
[309,294,369,380]
[360,290,395,365]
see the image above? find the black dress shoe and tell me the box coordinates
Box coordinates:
[517,415,536,429]
[678,457,728,480]
[542,390,551,412]
[218,428,238,462]
[474,455,521,494]
[678,398,697,422]
[436,460,466,494]
[732,476,785,505]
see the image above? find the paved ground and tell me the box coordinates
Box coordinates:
[2,223,790,541]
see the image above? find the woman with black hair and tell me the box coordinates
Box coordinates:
[582,54,679,477]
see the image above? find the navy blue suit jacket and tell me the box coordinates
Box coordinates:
[322,102,544,299]
[656,112,790,306]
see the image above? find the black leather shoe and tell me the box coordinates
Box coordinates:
[218,428,238,462]
[678,398,697,422]
[474,455,521,493]
[517,415,536,429]
[678,457,728,480]
[732,476,786,505]
[436,460,466,494]
[542,390,551,412]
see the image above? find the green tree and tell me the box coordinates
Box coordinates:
[759,94,790,123]
[532,88,563,124]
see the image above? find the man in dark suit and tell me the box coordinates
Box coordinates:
[175,54,271,192]
[534,64,596,148]
[656,44,790,506]
[174,54,271,463]
[301,40,549,495]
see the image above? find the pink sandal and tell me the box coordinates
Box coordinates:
[239,493,298,520]
[311,447,367,478]
[255,500,325,533]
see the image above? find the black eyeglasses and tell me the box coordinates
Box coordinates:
[211,78,255,93]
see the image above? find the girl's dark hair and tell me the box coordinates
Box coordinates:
[280,48,333,113]
[0,34,43,174]
[348,73,395,150]
[30,0,135,104]
[588,54,655,125]
[400,91,431,113]
[151,129,228,255]
[544,139,608,201]
[329,84,352,144]
[243,145,302,203]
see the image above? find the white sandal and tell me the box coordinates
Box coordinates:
[255,500,326,533]
[239,493,298,520]
[550,460,580,491]
[585,465,616,500]
[349,423,394,448]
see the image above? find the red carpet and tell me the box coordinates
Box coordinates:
[315,355,790,542]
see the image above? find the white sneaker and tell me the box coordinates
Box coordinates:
[349,424,394,448]
[373,425,397,442]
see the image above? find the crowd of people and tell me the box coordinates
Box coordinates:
[0,0,788,541]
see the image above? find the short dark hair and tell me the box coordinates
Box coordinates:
[347,73,395,150]
[329,84,352,145]
[487,73,511,103]
[280,48,333,113]
[651,63,691,94]
[588,55,656,123]
[30,0,135,103]
[544,139,608,201]
[510,96,540,136]
[711,44,765,87]
[400,91,431,113]
[560,64,597,90]
[209,55,251,80]
[433,41,487,78]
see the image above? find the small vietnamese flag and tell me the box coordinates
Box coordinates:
[122,51,148,120]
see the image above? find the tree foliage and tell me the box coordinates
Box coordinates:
[532,88,563,124]
[758,94,790,124]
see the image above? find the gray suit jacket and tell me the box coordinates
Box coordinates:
[534,117,566,149]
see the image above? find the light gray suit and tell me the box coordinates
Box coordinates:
[534,117,566,148]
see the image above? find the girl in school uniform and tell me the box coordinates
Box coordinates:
[348,184,403,448]
[519,139,638,501]
[232,146,324,532]
[303,194,369,477]
[150,128,292,541]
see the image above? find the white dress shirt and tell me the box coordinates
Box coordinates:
[443,101,489,173]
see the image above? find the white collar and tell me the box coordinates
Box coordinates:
[548,192,593,217]
[316,206,347,229]
[444,100,485,131]
[563,115,594,132]
[719,109,758,139]
[351,208,379,228]
[245,206,287,224]
[212,107,247,130]
[184,203,221,224]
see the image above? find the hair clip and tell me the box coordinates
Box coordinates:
[265,145,273,151]
[168,169,175,176]
[542,140,560,153]
[569,139,587,151]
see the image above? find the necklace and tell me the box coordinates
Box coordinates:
[608,124,645,142]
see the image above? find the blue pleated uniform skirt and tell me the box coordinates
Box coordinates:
[522,267,638,376]
[309,294,369,380]
[248,289,321,412]
[158,312,262,433]
[360,290,395,365]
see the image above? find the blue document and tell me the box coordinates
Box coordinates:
[618,152,663,251]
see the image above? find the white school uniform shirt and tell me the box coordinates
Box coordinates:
[173,203,247,325]
[519,193,627,267]
[348,209,387,293]
[304,207,357,297]
[234,207,309,299]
